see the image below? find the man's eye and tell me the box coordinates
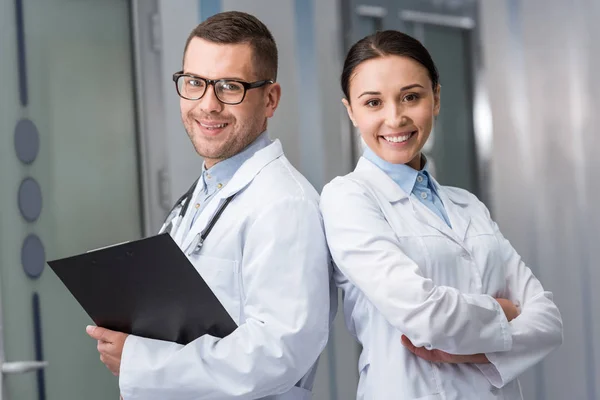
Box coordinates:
[221,82,243,91]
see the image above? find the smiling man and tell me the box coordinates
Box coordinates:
[86,11,334,400]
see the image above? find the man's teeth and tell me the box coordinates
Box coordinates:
[384,133,412,143]
[200,122,227,129]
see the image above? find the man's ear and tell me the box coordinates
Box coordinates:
[265,82,282,118]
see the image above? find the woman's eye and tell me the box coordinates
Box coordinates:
[365,99,381,107]
[403,93,419,102]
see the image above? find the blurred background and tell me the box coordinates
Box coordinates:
[1,0,599,398]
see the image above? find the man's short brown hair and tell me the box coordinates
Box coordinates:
[183,11,278,81]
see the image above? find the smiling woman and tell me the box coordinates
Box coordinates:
[341,30,440,169]
[320,29,563,400]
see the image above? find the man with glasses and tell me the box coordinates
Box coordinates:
[86,11,334,400]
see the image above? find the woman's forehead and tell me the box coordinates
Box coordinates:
[350,55,430,94]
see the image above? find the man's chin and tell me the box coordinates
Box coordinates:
[194,144,230,164]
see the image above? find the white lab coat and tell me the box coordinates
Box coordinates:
[119,140,335,400]
[320,157,563,400]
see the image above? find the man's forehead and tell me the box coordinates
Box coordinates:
[183,38,256,79]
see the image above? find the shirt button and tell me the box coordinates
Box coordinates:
[420,192,428,199]
[217,183,223,189]
[206,174,212,179]
[417,175,424,183]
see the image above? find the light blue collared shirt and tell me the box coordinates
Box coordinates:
[188,131,272,229]
[363,147,451,227]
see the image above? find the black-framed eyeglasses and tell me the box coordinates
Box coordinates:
[172,71,274,105]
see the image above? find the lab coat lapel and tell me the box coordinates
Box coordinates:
[409,178,471,245]
[435,180,471,243]
[354,158,409,202]
[180,140,284,251]
[410,197,462,242]
[355,158,470,246]
[357,159,455,242]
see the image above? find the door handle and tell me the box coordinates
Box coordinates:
[2,361,48,374]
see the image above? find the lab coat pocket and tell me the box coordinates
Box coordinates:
[465,222,506,295]
[189,254,242,325]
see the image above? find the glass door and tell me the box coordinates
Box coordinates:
[0,0,142,398]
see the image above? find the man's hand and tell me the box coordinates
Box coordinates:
[86,325,129,376]
[495,298,520,322]
[401,335,489,364]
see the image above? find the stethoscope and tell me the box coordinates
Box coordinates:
[159,178,235,255]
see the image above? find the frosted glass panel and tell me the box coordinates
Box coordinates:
[23,1,142,258]
[0,0,141,398]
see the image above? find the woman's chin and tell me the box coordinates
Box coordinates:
[380,149,416,166]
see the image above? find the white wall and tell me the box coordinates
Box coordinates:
[481,1,600,399]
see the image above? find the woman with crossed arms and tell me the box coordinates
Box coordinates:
[320,30,563,399]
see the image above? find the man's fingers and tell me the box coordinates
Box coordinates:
[99,353,121,376]
[86,325,113,343]
[97,339,117,354]
[99,352,119,366]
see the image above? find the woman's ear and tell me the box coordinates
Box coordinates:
[433,84,441,116]
[342,98,358,127]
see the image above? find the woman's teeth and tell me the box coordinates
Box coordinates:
[383,133,413,143]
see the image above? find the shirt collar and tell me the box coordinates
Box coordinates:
[362,146,433,195]
[201,130,272,193]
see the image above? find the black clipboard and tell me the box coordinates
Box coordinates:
[47,233,237,345]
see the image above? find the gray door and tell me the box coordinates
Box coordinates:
[410,23,480,196]
[0,0,142,398]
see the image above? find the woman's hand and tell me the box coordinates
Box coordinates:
[401,298,519,364]
[495,298,520,322]
[401,335,489,364]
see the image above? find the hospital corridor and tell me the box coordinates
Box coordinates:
[0,0,598,399]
